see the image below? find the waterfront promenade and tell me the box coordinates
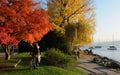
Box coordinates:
[77,55,120,75]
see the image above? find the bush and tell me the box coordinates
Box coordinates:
[44,48,77,68]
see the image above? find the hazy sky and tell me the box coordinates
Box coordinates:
[94,0,120,42]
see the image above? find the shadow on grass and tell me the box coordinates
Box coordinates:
[0,53,47,73]
[0,57,31,72]
[0,67,30,72]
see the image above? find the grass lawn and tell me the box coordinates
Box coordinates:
[0,53,88,75]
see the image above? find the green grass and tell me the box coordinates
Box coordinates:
[1,66,88,75]
[0,52,88,75]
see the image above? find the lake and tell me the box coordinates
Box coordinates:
[80,41,120,62]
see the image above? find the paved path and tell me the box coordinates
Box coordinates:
[77,55,120,75]
[0,53,4,57]
[0,53,18,57]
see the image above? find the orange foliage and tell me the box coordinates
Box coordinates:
[0,27,18,45]
[16,9,52,44]
[0,0,52,44]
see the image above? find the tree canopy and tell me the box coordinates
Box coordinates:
[0,27,18,46]
[0,0,52,44]
[47,0,95,47]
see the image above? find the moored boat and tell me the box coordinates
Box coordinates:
[95,46,102,48]
[107,46,117,50]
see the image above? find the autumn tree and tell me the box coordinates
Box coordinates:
[0,0,52,59]
[0,27,18,60]
[47,0,95,50]
[65,18,94,49]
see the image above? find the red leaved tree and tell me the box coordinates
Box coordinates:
[16,9,52,44]
[0,27,18,60]
[0,0,52,59]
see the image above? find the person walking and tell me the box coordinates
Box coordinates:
[30,43,40,70]
[37,52,41,66]
[77,50,80,59]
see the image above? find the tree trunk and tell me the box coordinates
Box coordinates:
[2,44,11,60]
[5,51,10,60]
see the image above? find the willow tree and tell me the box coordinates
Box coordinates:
[47,0,95,49]
[65,18,94,49]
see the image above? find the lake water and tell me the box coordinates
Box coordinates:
[80,41,120,62]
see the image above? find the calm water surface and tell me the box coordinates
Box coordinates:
[80,41,120,62]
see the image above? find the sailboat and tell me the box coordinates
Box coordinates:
[107,36,117,50]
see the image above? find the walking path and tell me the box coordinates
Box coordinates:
[0,53,4,57]
[77,55,120,75]
[0,53,17,57]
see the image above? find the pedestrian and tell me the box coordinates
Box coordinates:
[89,49,93,54]
[77,50,80,59]
[30,43,40,70]
[10,46,14,55]
[37,52,41,66]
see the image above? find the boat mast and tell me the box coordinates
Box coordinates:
[112,35,114,46]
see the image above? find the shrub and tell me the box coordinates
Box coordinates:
[44,48,77,68]
[38,31,69,53]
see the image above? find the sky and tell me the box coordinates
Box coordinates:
[94,0,120,42]
[34,0,47,9]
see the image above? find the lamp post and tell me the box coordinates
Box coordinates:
[75,22,79,44]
